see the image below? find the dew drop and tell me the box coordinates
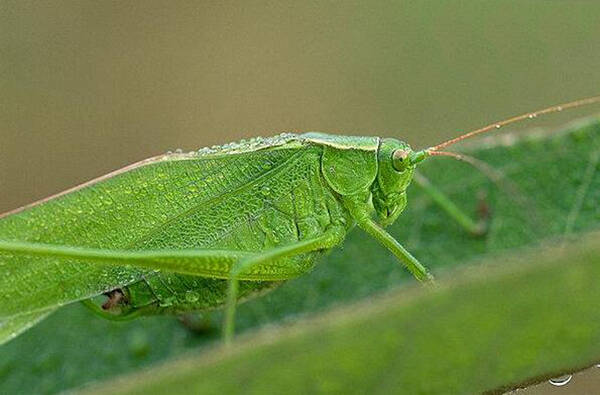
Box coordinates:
[548,374,572,386]
[185,291,199,303]
[161,296,175,307]
[260,186,271,196]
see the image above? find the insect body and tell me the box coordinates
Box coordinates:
[1,96,599,344]
[0,133,433,342]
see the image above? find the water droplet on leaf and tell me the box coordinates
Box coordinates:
[548,374,572,386]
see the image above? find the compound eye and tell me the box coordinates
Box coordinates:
[392,149,410,171]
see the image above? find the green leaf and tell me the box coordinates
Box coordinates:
[81,231,600,395]
[1,118,599,393]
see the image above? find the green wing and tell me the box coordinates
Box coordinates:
[0,309,53,345]
[0,138,329,318]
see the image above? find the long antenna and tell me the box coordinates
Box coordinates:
[428,95,600,152]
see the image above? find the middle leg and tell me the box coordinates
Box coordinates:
[223,225,346,344]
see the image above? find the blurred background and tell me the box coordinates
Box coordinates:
[2,1,600,393]
[2,1,600,214]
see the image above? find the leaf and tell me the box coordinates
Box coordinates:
[1,118,599,393]
[80,231,600,395]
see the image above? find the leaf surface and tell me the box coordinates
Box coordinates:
[81,232,600,395]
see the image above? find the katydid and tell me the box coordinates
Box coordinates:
[0,96,599,345]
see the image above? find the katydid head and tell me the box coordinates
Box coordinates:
[370,94,600,227]
[372,139,425,227]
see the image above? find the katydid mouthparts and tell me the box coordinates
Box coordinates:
[0,95,599,345]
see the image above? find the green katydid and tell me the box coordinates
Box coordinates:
[0,96,599,345]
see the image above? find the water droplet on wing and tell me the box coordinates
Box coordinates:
[185,291,199,303]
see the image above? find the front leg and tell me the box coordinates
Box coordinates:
[357,218,434,284]
[342,193,434,284]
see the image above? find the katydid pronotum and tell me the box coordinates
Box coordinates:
[1,96,599,345]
